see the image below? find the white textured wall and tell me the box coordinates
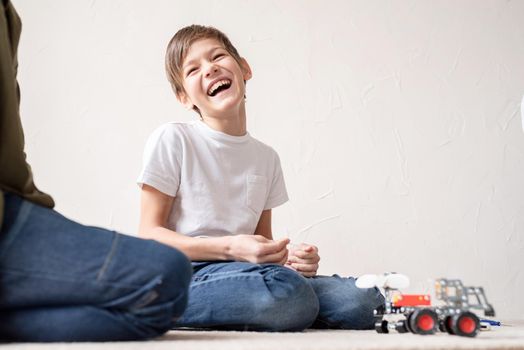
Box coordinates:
[15,0,524,320]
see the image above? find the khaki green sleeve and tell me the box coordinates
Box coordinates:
[0,0,54,229]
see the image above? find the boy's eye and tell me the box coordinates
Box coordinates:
[213,53,225,60]
[186,67,198,76]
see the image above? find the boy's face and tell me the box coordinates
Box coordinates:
[178,38,252,118]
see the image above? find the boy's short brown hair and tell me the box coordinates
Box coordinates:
[165,25,243,98]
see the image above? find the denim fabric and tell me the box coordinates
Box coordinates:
[0,193,192,342]
[175,261,384,331]
[308,275,384,329]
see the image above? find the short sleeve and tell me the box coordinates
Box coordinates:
[137,124,182,197]
[264,151,288,210]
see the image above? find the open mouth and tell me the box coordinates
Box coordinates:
[207,79,232,97]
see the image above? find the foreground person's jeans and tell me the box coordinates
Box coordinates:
[175,261,385,331]
[0,193,192,342]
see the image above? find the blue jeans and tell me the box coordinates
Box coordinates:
[0,193,192,342]
[175,261,384,331]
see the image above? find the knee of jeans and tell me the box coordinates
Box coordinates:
[150,243,192,313]
[253,267,319,331]
[139,246,193,337]
[345,287,385,329]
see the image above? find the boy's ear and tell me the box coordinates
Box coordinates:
[176,91,194,110]
[240,58,252,81]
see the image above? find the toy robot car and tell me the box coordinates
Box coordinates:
[356,273,495,337]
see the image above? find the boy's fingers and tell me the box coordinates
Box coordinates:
[299,243,317,252]
[308,245,318,253]
[292,243,318,257]
[259,245,288,264]
[277,251,289,265]
[293,250,310,258]
[288,255,320,265]
[293,249,320,261]
[260,238,290,255]
[277,238,291,247]
[291,262,319,273]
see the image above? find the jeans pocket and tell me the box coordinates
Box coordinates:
[246,174,267,215]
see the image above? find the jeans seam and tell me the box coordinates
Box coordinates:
[192,263,285,282]
[97,233,119,281]
[0,200,32,258]
[193,269,253,282]
[191,274,265,286]
[191,265,283,287]
[0,267,143,290]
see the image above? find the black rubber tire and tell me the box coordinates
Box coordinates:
[375,320,389,334]
[409,308,438,335]
[444,316,455,334]
[405,312,414,333]
[439,317,454,333]
[450,312,480,337]
[395,320,409,333]
[438,319,446,332]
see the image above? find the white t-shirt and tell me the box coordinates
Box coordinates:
[137,121,288,238]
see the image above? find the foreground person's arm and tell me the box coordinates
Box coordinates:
[138,184,289,263]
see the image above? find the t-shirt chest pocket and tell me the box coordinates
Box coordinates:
[246,174,268,215]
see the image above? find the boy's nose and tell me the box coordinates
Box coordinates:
[204,64,219,78]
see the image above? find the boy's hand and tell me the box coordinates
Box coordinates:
[228,235,289,265]
[285,243,320,277]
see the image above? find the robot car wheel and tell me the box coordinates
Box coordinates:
[409,308,438,335]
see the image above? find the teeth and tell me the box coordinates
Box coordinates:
[208,79,231,96]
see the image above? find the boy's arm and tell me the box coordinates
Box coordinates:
[253,209,273,239]
[138,184,289,263]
